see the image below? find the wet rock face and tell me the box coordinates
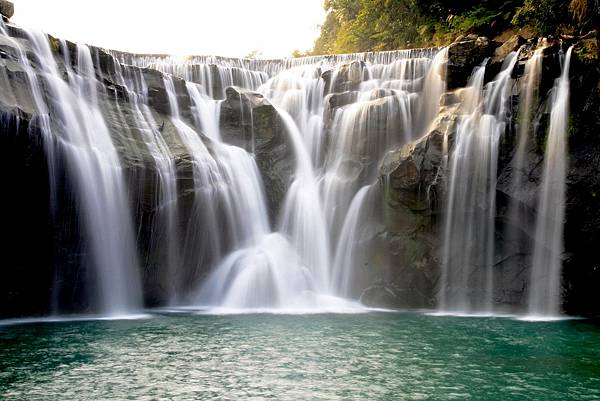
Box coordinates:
[492,35,526,63]
[0,108,101,316]
[486,34,527,81]
[322,60,367,93]
[219,86,294,224]
[0,21,598,317]
[0,111,53,317]
[368,37,600,316]
[372,107,457,309]
[561,40,600,317]
[323,90,358,128]
[446,36,494,89]
[0,1,13,19]
[143,68,192,120]
[0,28,203,315]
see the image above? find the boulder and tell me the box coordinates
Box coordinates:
[492,35,526,64]
[142,68,192,120]
[322,90,359,130]
[0,0,13,19]
[446,36,494,89]
[322,60,367,93]
[487,35,526,80]
[219,86,294,223]
[362,105,459,310]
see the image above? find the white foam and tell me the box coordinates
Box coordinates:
[517,314,579,322]
[0,313,152,326]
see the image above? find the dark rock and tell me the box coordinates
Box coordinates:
[219,86,294,223]
[322,90,359,130]
[492,35,526,64]
[0,1,13,19]
[446,36,494,89]
[323,60,367,93]
[0,103,97,316]
[561,38,600,317]
[142,68,192,121]
[360,277,434,309]
[486,35,527,80]
[360,106,459,310]
[325,90,359,110]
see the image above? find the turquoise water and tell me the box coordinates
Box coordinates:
[1,312,599,400]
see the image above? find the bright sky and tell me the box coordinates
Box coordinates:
[10,0,326,58]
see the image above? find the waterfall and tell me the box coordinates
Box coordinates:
[500,45,545,311]
[439,52,519,313]
[510,46,545,197]
[186,82,223,141]
[1,25,144,315]
[163,75,274,297]
[107,59,182,303]
[258,65,326,165]
[7,17,578,317]
[527,47,573,318]
[49,41,143,315]
[184,47,446,309]
[331,185,374,297]
[277,108,332,294]
[0,22,63,311]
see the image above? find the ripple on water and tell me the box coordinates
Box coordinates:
[1,312,599,400]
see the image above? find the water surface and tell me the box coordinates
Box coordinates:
[1,313,599,400]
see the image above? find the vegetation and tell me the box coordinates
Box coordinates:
[311,0,599,54]
[244,50,263,59]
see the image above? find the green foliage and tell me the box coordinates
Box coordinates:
[48,36,60,52]
[511,0,570,35]
[312,0,433,54]
[291,49,309,58]
[244,50,262,60]
[449,6,502,32]
[311,0,595,55]
[511,0,599,35]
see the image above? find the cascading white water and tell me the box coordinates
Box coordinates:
[276,108,332,294]
[171,46,447,309]
[1,11,584,320]
[3,26,143,315]
[258,65,326,164]
[439,52,519,313]
[162,75,271,291]
[331,185,374,296]
[509,46,545,197]
[2,16,579,317]
[186,82,223,140]
[158,74,320,309]
[527,47,573,318]
[500,45,545,310]
[104,57,182,302]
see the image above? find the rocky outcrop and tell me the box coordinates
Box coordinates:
[446,35,494,89]
[0,24,204,314]
[322,60,367,93]
[373,35,600,316]
[370,104,458,308]
[219,86,293,223]
[323,90,358,128]
[0,14,598,318]
[487,34,527,80]
[0,0,13,20]
[560,35,600,316]
[0,109,55,317]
